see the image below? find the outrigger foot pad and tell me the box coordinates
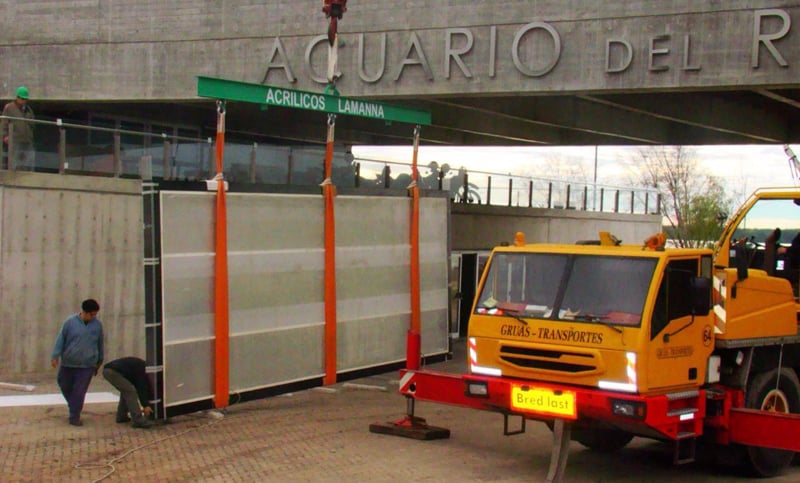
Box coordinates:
[369,416,451,440]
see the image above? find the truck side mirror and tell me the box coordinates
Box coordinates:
[690,277,711,316]
[734,241,749,283]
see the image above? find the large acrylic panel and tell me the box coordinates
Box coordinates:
[226,194,326,392]
[164,339,213,404]
[159,190,448,409]
[160,192,216,406]
[160,191,327,407]
[419,197,450,355]
[335,196,449,370]
[230,326,324,391]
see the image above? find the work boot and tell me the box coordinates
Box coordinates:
[116,416,131,423]
[68,418,83,427]
[132,418,153,429]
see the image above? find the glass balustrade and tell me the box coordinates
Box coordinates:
[0,116,659,214]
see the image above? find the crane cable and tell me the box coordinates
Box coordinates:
[74,417,222,482]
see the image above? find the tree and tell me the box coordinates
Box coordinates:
[628,146,731,248]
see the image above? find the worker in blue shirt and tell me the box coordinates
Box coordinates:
[51,299,104,426]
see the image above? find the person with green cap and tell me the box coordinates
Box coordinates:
[2,86,36,170]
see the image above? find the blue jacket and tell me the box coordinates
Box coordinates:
[51,314,104,368]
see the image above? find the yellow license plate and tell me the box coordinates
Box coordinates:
[510,385,577,419]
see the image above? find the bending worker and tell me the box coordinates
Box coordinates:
[102,357,154,429]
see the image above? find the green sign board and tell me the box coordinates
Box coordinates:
[197,76,431,126]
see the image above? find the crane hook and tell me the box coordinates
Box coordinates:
[322,0,348,46]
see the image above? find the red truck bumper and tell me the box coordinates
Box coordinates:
[398,369,704,441]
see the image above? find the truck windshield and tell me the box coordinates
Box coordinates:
[475,253,657,328]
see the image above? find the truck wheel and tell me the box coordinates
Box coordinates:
[743,367,800,477]
[572,428,634,452]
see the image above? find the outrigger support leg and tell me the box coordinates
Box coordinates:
[545,419,571,483]
[369,395,451,440]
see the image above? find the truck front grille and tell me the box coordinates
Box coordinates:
[499,345,597,373]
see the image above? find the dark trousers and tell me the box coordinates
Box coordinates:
[8,142,35,170]
[57,366,95,422]
[102,367,145,423]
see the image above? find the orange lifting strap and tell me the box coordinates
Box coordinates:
[214,100,230,409]
[323,113,338,385]
[407,125,422,370]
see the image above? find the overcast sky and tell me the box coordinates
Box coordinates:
[353,144,795,206]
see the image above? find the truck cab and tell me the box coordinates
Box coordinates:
[468,235,716,398]
[464,189,800,476]
[391,189,800,479]
[712,188,800,341]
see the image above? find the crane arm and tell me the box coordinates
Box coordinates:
[322,0,348,46]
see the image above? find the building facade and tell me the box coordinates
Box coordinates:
[1,1,798,147]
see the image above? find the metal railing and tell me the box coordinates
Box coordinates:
[1,115,214,179]
[0,116,660,214]
[353,158,661,215]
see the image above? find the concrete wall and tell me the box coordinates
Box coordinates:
[451,203,662,251]
[0,1,796,100]
[0,172,143,377]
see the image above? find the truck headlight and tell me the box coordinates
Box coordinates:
[465,380,489,398]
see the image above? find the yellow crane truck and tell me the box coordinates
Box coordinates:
[380,188,800,480]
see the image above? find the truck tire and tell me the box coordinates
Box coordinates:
[572,428,634,452]
[743,367,800,477]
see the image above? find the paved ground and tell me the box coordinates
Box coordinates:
[2,342,800,482]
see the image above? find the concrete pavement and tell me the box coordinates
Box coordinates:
[2,342,800,482]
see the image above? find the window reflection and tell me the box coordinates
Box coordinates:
[476,252,656,327]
